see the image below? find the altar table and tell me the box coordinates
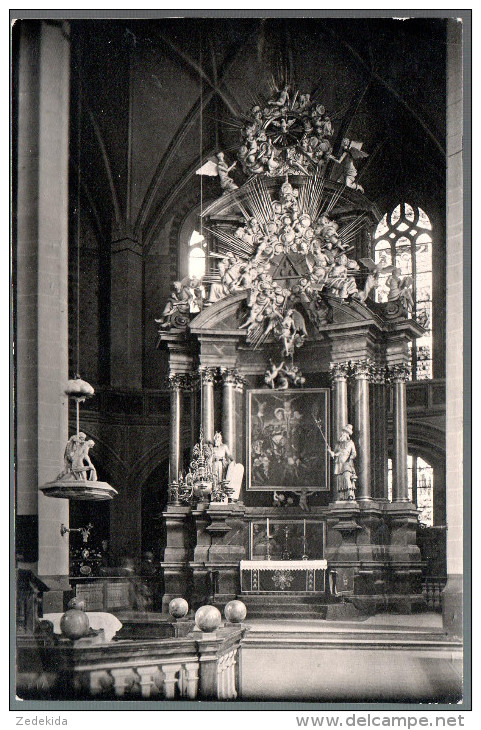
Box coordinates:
[240,559,328,593]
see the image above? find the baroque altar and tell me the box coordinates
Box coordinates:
[157,86,426,615]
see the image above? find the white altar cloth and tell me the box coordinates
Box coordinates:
[240,560,327,570]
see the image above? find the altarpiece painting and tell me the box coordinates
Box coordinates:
[247,389,329,491]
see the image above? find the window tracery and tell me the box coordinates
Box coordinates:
[374,204,433,380]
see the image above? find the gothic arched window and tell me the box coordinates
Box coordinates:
[188,229,207,279]
[374,203,433,380]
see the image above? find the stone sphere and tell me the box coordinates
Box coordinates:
[224,600,247,623]
[67,597,86,611]
[59,609,90,640]
[169,597,189,619]
[195,605,222,633]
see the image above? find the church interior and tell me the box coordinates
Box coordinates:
[14,16,465,703]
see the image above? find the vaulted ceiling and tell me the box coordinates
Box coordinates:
[70,17,447,253]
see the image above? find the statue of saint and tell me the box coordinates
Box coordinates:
[329,424,357,500]
[211,432,232,483]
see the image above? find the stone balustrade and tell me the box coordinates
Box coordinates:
[16,626,246,700]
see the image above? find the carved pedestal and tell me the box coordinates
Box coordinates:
[161,505,193,612]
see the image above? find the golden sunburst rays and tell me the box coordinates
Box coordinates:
[245,176,275,224]
[298,174,326,221]
[203,225,256,260]
[321,182,347,215]
[339,214,368,244]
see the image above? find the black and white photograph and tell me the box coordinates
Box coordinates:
[11,10,469,710]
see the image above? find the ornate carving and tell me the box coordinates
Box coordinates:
[167,373,191,391]
[156,277,206,331]
[198,367,218,385]
[349,359,372,380]
[57,432,97,482]
[368,364,387,385]
[329,138,368,193]
[220,368,246,391]
[386,363,412,383]
[329,361,350,382]
[264,359,305,389]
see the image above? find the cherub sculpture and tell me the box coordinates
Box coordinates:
[329,138,368,193]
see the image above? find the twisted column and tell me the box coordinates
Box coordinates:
[387,363,411,503]
[329,362,350,501]
[200,368,217,443]
[350,360,372,501]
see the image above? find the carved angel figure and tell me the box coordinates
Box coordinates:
[358,258,394,302]
[329,138,368,193]
[278,308,307,357]
[57,432,97,481]
[386,267,414,311]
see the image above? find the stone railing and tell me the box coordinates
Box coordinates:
[16,626,246,700]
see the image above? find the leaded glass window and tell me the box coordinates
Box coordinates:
[374,204,433,380]
[387,455,434,526]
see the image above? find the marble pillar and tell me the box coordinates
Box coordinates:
[388,363,411,503]
[350,360,372,501]
[200,368,216,443]
[167,374,187,483]
[221,370,237,462]
[329,362,350,502]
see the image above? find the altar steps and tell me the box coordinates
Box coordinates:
[239,594,330,620]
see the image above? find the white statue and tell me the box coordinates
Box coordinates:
[328,424,357,501]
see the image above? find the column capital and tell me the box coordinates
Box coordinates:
[329,361,350,382]
[198,366,218,384]
[369,364,387,385]
[386,363,411,383]
[167,373,191,391]
[349,358,372,380]
[220,367,246,391]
